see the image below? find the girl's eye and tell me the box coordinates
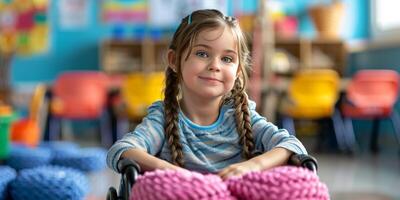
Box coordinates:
[195,51,208,58]
[222,56,233,63]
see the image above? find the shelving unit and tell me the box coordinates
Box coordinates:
[273,38,347,76]
[100,39,170,74]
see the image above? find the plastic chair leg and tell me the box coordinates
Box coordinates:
[100,110,113,147]
[48,116,61,141]
[332,109,347,152]
[109,109,118,145]
[389,111,400,147]
[117,118,130,140]
[343,117,357,152]
[282,115,296,136]
[370,119,380,153]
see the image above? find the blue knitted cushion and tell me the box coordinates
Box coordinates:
[39,141,79,151]
[0,166,17,200]
[6,146,52,170]
[10,166,89,200]
[40,141,80,161]
[52,147,107,172]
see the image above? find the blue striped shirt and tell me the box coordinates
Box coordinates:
[107,100,307,173]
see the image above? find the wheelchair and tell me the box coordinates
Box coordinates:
[107,154,318,200]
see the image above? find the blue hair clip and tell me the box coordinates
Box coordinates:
[188,14,192,25]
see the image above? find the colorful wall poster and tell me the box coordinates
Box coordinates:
[101,0,148,24]
[0,0,50,55]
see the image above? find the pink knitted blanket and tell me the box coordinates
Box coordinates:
[130,169,234,200]
[130,166,329,200]
[227,166,329,200]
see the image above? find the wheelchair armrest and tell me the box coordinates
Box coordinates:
[117,157,141,174]
[288,154,318,173]
[116,158,141,200]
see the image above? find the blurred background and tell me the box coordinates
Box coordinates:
[1,0,400,199]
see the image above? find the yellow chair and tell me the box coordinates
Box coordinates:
[284,69,340,118]
[112,72,165,140]
[121,72,165,120]
[280,69,348,152]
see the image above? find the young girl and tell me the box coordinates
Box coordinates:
[107,9,307,180]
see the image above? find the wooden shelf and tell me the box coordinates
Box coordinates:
[273,38,347,76]
[100,39,170,74]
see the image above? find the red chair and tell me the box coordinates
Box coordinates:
[45,71,112,147]
[341,69,400,153]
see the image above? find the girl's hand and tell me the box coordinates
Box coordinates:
[121,149,187,172]
[158,160,187,172]
[218,160,261,180]
[218,148,293,180]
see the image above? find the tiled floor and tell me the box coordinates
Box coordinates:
[86,168,119,200]
[87,151,400,200]
[317,153,400,200]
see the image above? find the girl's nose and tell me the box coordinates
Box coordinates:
[207,58,221,72]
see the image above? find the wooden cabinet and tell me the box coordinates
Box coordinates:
[272,38,347,76]
[100,39,170,74]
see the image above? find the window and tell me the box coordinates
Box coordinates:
[370,0,400,41]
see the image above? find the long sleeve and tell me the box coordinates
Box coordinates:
[106,101,166,172]
[250,103,307,155]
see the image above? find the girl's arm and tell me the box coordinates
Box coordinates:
[121,148,183,172]
[107,101,172,172]
[248,147,292,170]
[218,147,292,179]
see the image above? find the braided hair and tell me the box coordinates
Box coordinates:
[164,9,254,166]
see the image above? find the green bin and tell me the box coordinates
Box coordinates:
[0,113,16,160]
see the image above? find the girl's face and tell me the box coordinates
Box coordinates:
[178,27,239,102]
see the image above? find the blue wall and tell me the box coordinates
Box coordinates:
[345,0,400,76]
[9,0,378,84]
[349,47,400,74]
[11,1,106,83]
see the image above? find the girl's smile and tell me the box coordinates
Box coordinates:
[198,76,223,84]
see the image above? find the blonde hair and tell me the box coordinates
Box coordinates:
[164,9,253,166]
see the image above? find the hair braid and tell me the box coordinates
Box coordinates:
[164,68,184,166]
[232,78,254,159]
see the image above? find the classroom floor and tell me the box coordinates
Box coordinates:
[317,153,400,200]
[86,151,400,200]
